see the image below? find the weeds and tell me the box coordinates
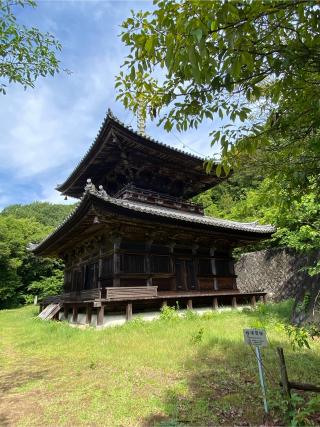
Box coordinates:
[190,327,204,344]
[159,305,179,321]
[284,324,311,350]
[183,309,199,321]
[271,391,320,427]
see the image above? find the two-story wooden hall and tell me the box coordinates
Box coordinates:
[32,109,274,326]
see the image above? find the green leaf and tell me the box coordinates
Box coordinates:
[130,66,136,80]
[191,28,202,43]
[145,36,154,53]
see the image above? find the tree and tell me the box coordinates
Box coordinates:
[194,154,320,271]
[0,0,62,94]
[27,269,63,302]
[0,214,51,307]
[117,0,320,172]
[0,202,73,307]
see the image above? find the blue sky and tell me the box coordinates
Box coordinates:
[0,0,222,210]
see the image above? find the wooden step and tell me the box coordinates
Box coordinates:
[39,303,62,320]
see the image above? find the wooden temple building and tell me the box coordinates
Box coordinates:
[32,109,274,326]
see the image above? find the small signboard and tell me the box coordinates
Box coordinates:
[243,328,268,347]
[243,328,269,414]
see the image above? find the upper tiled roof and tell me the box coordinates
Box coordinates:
[56,109,219,198]
[107,109,205,160]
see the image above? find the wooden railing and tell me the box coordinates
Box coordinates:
[105,286,158,301]
[61,289,101,302]
[43,286,158,304]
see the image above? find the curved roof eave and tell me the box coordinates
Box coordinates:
[31,190,276,256]
[56,109,214,195]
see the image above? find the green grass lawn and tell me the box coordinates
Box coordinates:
[0,302,319,426]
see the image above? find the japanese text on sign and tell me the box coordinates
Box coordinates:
[243,328,268,347]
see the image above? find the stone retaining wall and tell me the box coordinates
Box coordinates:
[235,247,320,324]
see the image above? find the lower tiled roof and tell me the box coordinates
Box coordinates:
[30,187,275,254]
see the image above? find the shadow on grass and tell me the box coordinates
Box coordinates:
[141,309,320,426]
[0,368,50,426]
[0,368,49,393]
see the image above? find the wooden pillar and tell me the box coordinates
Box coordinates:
[85,305,92,325]
[112,237,122,287]
[251,295,256,307]
[63,305,68,321]
[259,295,264,303]
[97,248,103,289]
[210,247,218,290]
[192,244,199,290]
[228,248,237,290]
[232,296,237,309]
[213,297,218,310]
[169,242,176,290]
[263,294,267,304]
[72,305,78,323]
[97,305,105,326]
[145,239,153,286]
[187,299,193,310]
[126,303,133,321]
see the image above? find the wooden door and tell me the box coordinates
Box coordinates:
[175,259,197,291]
[175,259,185,290]
[185,260,197,290]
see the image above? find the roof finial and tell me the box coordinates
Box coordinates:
[137,96,146,136]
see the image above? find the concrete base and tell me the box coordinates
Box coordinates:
[58,305,251,329]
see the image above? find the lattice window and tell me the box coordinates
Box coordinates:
[198,258,212,275]
[215,260,231,276]
[84,263,98,289]
[150,255,171,273]
[120,254,145,273]
[64,270,72,291]
[72,269,83,291]
[101,256,113,276]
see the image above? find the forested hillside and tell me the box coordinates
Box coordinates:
[0,202,75,308]
[2,201,75,228]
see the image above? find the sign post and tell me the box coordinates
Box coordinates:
[243,328,269,414]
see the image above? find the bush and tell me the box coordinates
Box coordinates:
[27,269,63,302]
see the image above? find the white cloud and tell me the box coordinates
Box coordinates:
[0,50,122,179]
[0,0,221,210]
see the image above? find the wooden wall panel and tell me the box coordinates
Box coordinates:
[217,277,236,290]
[120,278,147,287]
[152,278,173,291]
[198,278,214,291]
